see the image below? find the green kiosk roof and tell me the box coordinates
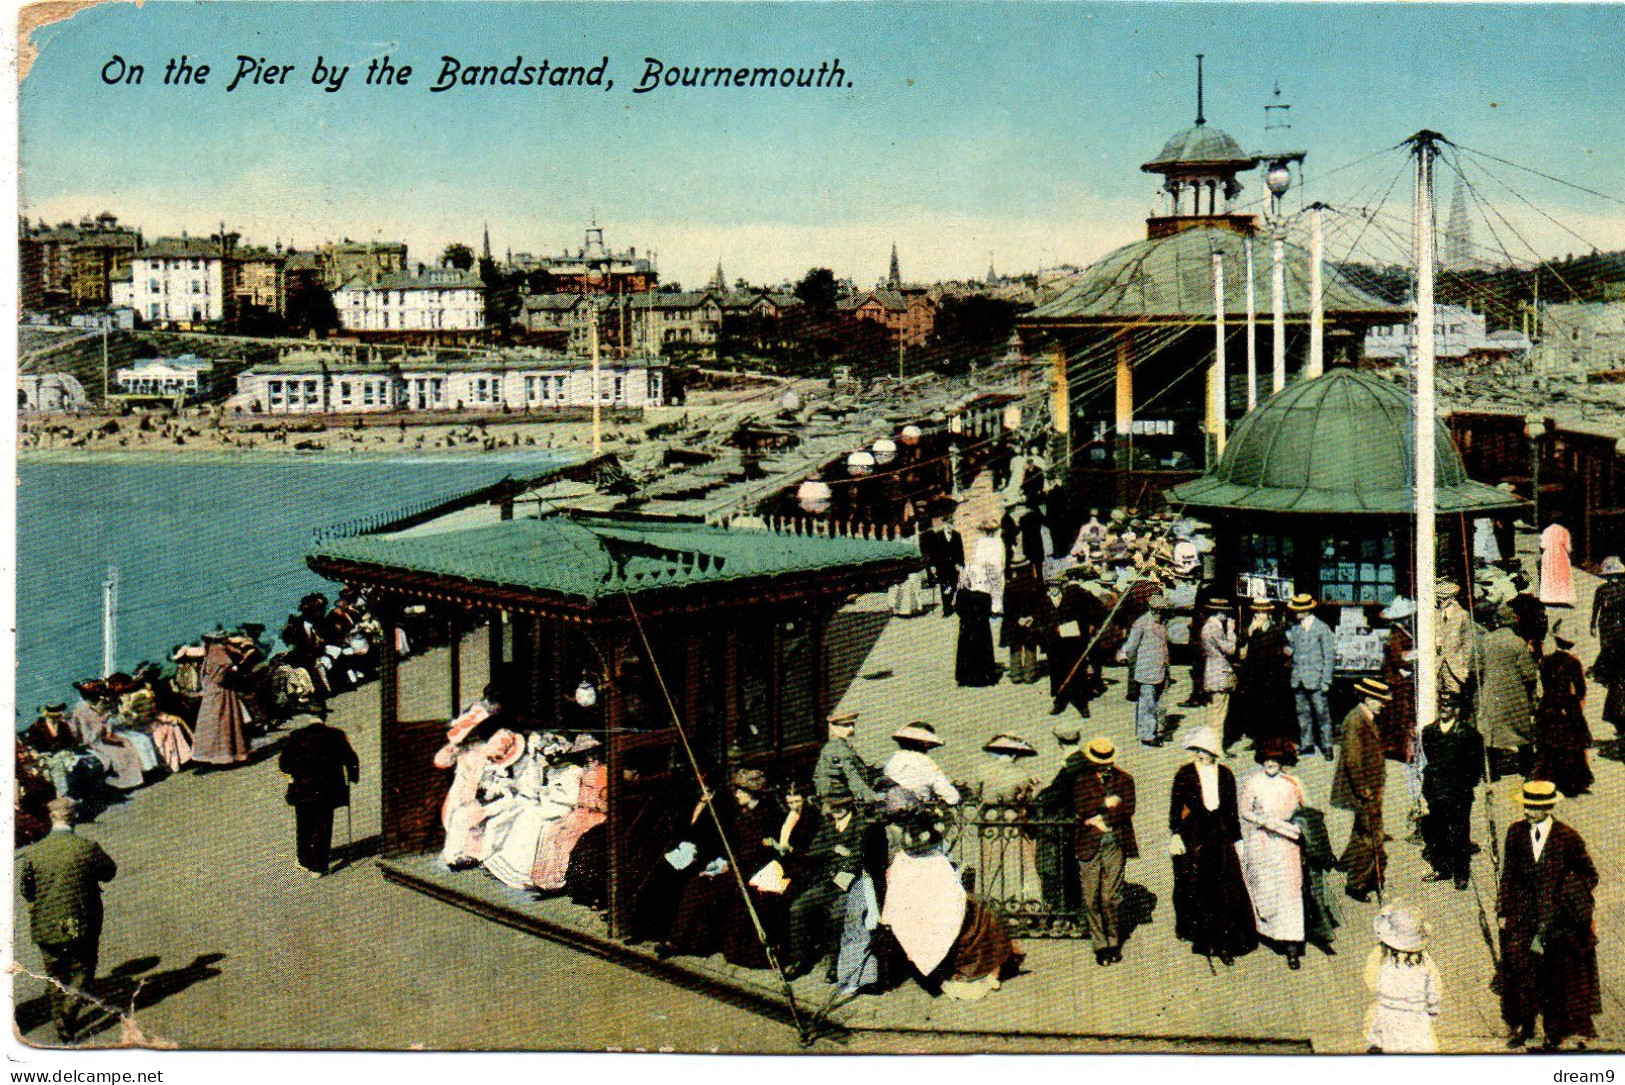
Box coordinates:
[310,514,920,603]
[1166,368,1527,516]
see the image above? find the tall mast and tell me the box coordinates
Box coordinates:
[1209,246,1227,464]
[1307,202,1327,378]
[1407,130,1446,733]
[1244,233,1258,409]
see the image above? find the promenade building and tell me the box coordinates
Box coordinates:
[234,348,667,414]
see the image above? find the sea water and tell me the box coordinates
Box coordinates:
[15,453,571,725]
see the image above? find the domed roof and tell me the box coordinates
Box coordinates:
[1165,369,1527,516]
[1026,226,1404,323]
[1142,124,1256,173]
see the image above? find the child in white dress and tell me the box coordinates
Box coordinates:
[1364,903,1444,1053]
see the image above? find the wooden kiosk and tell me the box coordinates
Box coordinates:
[308,512,918,938]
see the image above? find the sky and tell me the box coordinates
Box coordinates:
[18,1,1625,288]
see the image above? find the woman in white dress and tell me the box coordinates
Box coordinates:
[433,702,496,867]
[1364,904,1443,1053]
[482,733,575,889]
[1239,737,1306,969]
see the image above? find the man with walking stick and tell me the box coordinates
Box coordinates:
[278,707,360,878]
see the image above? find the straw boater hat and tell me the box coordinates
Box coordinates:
[1203,595,1231,610]
[1373,904,1430,954]
[40,703,68,717]
[1084,737,1116,765]
[1518,779,1561,809]
[730,767,770,794]
[1255,737,1299,767]
[983,734,1038,758]
[1602,556,1625,577]
[1052,723,1082,744]
[484,729,523,770]
[1379,596,1416,621]
[172,644,206,661]
[827,711,858,728]
[893,722,944,749]
[1435,580,1461,598]
[1249,598,1276,613]
[1354,677,1393,702]
[1287,593,1318,613]
[1182,727,1222,758]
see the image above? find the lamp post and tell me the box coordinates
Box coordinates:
[1263,154,1303,393]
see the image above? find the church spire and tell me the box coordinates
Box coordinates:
[481,222,492,262]
[710,259,726,292]
[887,242,901,289]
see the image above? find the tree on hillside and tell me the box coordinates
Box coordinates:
[794,268,839,313]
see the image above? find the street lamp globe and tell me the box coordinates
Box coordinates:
[872,437,898,465]
[1265,161,1293,201]
[846,450,876,476]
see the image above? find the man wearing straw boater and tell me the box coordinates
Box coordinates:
[1072,738,1137,966]
[1286,593,1337,760]
[1496,780,1600,1051]
[1332,677,1392,903]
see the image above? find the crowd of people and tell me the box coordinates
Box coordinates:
[15,586,389,847]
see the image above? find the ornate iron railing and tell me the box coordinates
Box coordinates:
[947,800,1087,938]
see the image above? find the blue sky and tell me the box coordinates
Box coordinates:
[19,2,1625,287]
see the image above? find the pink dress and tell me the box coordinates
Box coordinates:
[70,700,145,790]
[436,742,493,866]
[1239,769,1305,942]
[1541,523,1574,606]
[530,761,607,890]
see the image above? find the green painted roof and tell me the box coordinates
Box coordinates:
[1165,368,1526,516]
[310,514,919,600]
[1142,125,1255,171]
[1026,226,1405,323]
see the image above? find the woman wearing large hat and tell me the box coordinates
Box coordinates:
[1239,738,1310,968]
[881,723,961,808]
[1168,727,1256,965]
[1533,626,1594,797]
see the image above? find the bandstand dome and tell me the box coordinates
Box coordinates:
[1142,125,1256,172]
[1166,368,1525,516]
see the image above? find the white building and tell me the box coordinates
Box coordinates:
[235,349,666,415]
[18,372,89,413]
[115,355,212,399]
[131,237,233,326]
[334,265,486,333]
[1364,304,1531,367]
[1532,301,1625,375]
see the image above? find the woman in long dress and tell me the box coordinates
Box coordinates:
[1589,557,1625,740]
[1169,727,1257,964]
[119,688,193,773]
[192,634,252,767]
[531,736,608,891]
[1535,631,1594,796]
[1540,521,1574,607]
[481,733,572,889]
[1223,601,1297,754]
[955,534,1002,687]
[1239,738,1307,969]
[432,703,497,867]
[69,680,146,790]
[663,769,781,968]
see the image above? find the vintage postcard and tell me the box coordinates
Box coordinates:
[8,0,1625,1067]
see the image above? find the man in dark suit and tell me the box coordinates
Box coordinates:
[18,797,117,1043]
[278,710,361,877]
[1072,738,1137,965]
[1497,780,1601,1051]
[918,515,964,617]
[1332,677,1391,902]
[1034,724,1088,915]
